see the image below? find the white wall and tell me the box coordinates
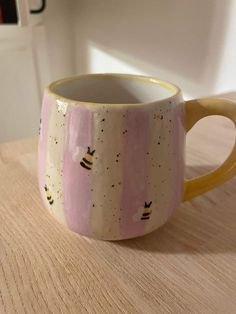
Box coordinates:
[0,0,75,142]
[29,0,76,91]
[0,26,41,142]
[41,0,76,82]
[73,0,236,99]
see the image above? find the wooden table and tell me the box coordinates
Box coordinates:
[0,115,236,313]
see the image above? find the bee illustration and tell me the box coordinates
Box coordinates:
[133,201,153,222]
[141,201,152,220]
[44,184,54,205]
[80,147,95,170]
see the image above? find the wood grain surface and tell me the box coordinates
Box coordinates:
[0,115,236,313]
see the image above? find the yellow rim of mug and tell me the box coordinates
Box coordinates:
[47,73,181,106]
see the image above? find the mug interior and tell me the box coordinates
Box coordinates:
[50,74,178,104]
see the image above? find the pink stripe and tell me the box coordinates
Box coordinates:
[167,104,185,217]
[120,109,149,239]
[38,93,53,201]
[63,105,93,236]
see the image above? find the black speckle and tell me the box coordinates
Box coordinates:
[116,153,121,157]
[111,184,115,188]
[106,167,109,170]
[116,159,119,163]
[101,129,104,132]
[122,114,126,118]
[158,165,161,168]
[63,114,66,117]
[122,129,128,134]
[104,194,106,198]
[146,152,149,155]
[158,142,160,145]
[92,204,95,207]
[160,115,164,120]
[101,118,105,122]
[169,101,172,104]
[169,119,172,122]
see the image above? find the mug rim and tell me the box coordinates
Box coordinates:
[47,73,181,106]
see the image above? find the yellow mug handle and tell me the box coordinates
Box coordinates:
[184,97,236,201]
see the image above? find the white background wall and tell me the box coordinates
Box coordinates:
[73,0,236,99]
[0,0,75,142]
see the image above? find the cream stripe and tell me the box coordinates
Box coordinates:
[45,99,67,225]
[145,101,175,233]
[91,107,124,240]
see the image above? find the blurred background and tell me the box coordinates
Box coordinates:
[0,0,235,142]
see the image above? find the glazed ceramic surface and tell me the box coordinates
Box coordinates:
[39,73,236,240]
[39,74,185,240]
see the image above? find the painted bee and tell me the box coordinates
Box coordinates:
[133,201,153,222]
[80,147,95,170]
[44,184,54,205]
[141,201,152,220]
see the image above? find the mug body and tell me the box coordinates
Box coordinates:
[38,74,185,240]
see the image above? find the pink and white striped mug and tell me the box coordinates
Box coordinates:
[38,73,236,240]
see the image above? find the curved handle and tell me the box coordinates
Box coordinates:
[184,97,236,201]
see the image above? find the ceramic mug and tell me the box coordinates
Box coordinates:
[38,73,236,240]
